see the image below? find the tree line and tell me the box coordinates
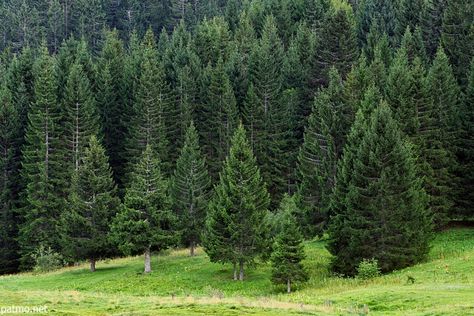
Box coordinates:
[0,0,473,290]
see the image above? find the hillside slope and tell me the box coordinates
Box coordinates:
[1,228,474,315]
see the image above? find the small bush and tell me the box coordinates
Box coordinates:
[31,245,64,273]
[356,259,381,279]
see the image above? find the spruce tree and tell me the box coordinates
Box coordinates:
[125,29,170,177]
[385,46,418,136]
[420,0,447,58]
[170,121,211,256]
[422,47,460,226]
[441,0,474,86]
[312,4,358,88]
[204,124,270,281]
[63,61,100,172]
[111,145,175,273]
[455,58,474,218]
[328,103,432,276]
[296,68,347,237]
[202,57,238,179]
[98,30,128,189]
[271,196,308,293]
[249,15,289,203]
[0,85,21,274]
[62,136,120,272]
[19,45,66,269]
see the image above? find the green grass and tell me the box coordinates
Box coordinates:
[1,228,474,315]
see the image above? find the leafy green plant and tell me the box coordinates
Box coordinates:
[356,259,381,280]
[31,245,64,273]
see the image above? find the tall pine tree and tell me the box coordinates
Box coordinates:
[204,124,270,281]
[62,136,120,272]
[19,44,66,269]
[111,145,175,273]
[328,103,432,276]
[170,121,211,256]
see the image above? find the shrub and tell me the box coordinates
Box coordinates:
[356,259,381,279]
[31,245,64,273]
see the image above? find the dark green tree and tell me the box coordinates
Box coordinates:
[328,103,432,276]
[97,30,128,189]
[455,58,474,218]
[125,29,171,177]
[421,47,460,226]
[249,15,290,202]
[311,4,358,88]
[111,145,175,273]
[170,122,210,256]
[63,62,100,172]
[19,45,66,269]
[271,195,309,293]
[62,136,120,272]
[204,124,270,281]
[201,57,238,178]
[296,68,347,237]
[420,0,447,58]
[385,46,418,135]
[0,85,21,274]
[441,0,474,86]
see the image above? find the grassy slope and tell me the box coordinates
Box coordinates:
[1,228,474,315]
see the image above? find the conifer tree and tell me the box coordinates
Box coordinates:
[455,58,474,217]
[63,62,100,172]
[98,30,128,189]
[271,195,308,293]
[204,124,270,281]
[312,4,358,88]
[400,27,428,65]
[19,45,66,269]
[170,121,210,256]
[125,29,170,177]
[385,46,418,135]
[421,47,460,226]
[0,85,21,274]
[202,57,238,178]
[296,68,347,237]
[111,145,175,273]
[420,0,447,58]
[328,103,432,276]
[441,0,474,86]
[250,15,289,202]
[62,136,120,272]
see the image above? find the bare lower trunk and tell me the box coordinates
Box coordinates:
[233,262,238,281]
[287,279,291,293]
[90,258,96,272]
[144,248,151,273]
[190,241,195,256]
[239,260,244,281]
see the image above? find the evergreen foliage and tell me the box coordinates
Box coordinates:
[270,195,308,293]
[328,103,432,276]
[19,45,66,269]
[204,124,270,281]
[62,136,120,272]
[170,122,211,256]
[111,145,175,273]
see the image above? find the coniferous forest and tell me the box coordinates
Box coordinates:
[0,0,473,296]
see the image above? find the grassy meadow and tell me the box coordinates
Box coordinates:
[1,228,474,315]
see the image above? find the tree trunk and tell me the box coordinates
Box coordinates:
[233,262,238,281]
[190,240,195,257]
[239,260,244,281]
[287,279,291,293]
[144,248,152,273]
[90,258,96,272]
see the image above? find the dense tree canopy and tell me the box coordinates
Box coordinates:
[0,0,471,280]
